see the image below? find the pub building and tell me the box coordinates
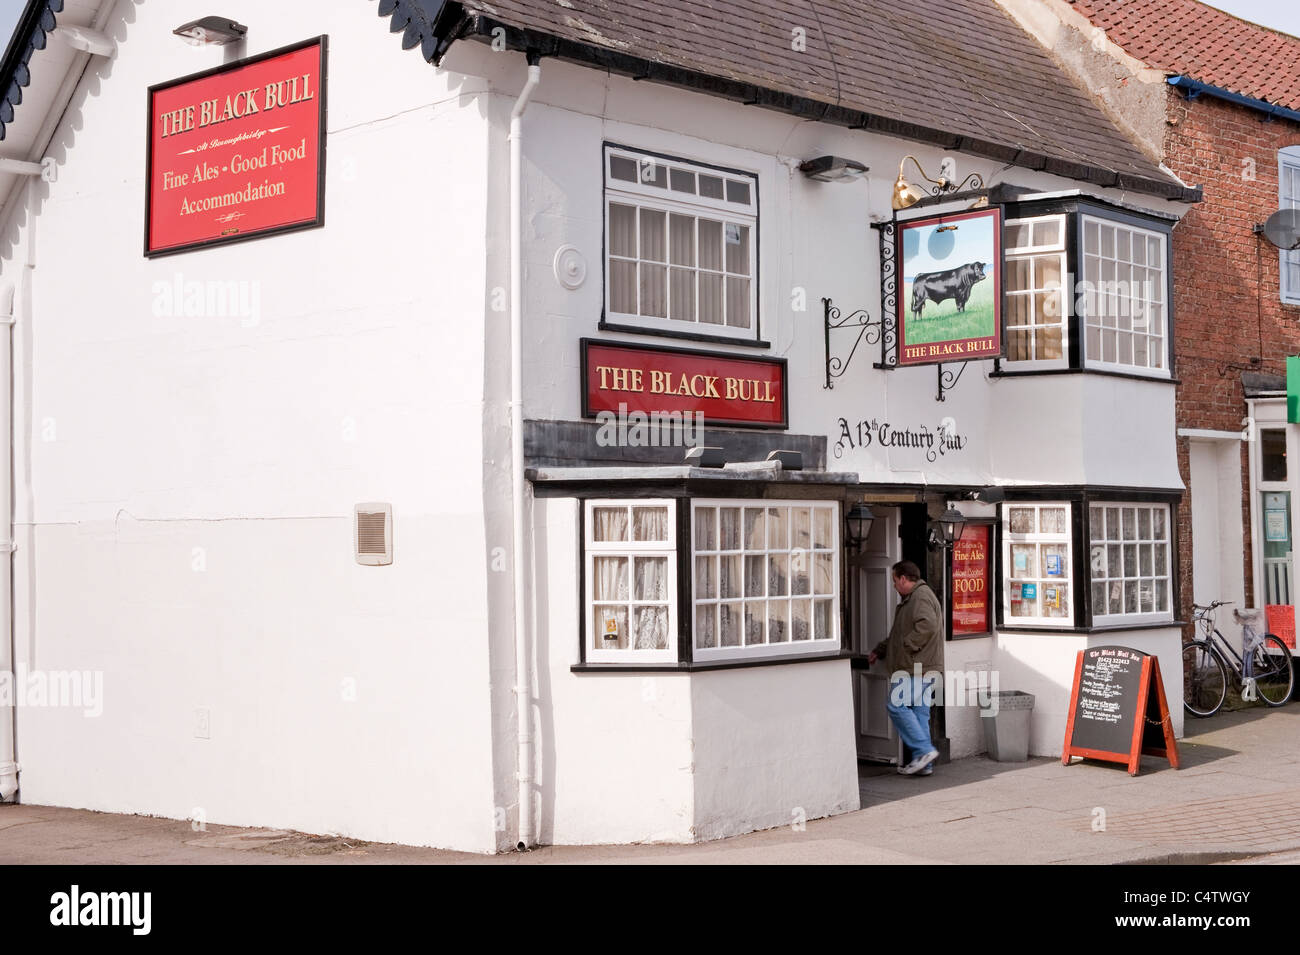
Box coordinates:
[0,0,1200,853]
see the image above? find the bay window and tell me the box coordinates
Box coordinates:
[692,500,840,660]
[1004,215,1068,367]
[581,496,842,666]
[1080,215,1168,375]
[1000,497,1177,630]
[995,198,1174,380]
[1003,502,1073,624]
[603,144,758,340]
[1088,503,1173,624]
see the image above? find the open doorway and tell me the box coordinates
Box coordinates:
[847,503,944,765]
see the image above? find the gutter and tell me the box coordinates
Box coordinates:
[1168,75,1300,126]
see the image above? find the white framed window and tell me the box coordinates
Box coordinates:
[1003,502,1073,625]
[1279,146,1300,306]
[1081,215,1169,376]
[692,500,839,660]
[584,500,678,663]
[604,144,758,339]
[1004,215,1068,368]
[1088,503,1173,625]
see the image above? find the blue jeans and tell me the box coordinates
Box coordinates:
[887,673,937,759]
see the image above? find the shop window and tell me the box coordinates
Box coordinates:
[1003,503,1073,624]
[1080,215,1168,375]
[692,500,839,660]
[604,145,757,339]
[584,500,678,663]
[1280,147,1300,306]
[1088,504,1173,625]
[1003,215,1068,368]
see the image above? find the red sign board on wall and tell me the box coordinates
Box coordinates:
[145,37,327,256]
[951,524,992,636]
[582,340,787,429]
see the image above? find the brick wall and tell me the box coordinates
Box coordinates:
[1164,90,1300,630]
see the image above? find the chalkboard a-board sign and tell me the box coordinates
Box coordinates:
[1061,645,1179,775]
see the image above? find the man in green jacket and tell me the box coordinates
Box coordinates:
[869,560,943,776]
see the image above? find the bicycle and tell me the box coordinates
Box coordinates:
[1182,600,1295,717]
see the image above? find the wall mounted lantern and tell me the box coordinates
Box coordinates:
[892,155,984,210]
[844,502,877,550]
[928,506,967,550]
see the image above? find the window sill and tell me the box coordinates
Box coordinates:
[571,649,851,673]
[997,620,1185,635]
[598,320,770,350]
[990,366,1180,385]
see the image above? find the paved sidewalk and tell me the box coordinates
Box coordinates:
[2,704,1298,864]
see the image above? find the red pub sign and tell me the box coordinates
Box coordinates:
[951,524,992,636]
[145,37,327,256]
[582,340,787,429]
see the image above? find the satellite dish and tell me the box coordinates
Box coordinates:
[1260,208,1300,250]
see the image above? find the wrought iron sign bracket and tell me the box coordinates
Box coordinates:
[822,297,883,389]
[871,219,899,369]
[937,361,970,402]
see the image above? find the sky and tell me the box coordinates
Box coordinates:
[1203,0,1300,37]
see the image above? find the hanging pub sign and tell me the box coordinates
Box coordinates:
[145,36,327,257]
[950,524,992,636]
[896,207,1002,366]
[581,339,787,429]
[1061,645,1179,776]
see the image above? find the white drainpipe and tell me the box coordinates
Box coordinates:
[0,281,16,801]
[510,55,541,850]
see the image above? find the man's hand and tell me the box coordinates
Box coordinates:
[867,651,878,665]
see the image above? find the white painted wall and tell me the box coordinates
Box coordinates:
[1189,437,1246,608]
[690,660,859,840]
[2,0,507,852]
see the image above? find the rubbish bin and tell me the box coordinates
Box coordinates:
[981,691,1035,762]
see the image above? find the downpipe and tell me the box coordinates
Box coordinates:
[0,282,17,801]
[510,54,541,850]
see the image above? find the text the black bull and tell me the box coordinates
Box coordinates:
[910,262,988,319]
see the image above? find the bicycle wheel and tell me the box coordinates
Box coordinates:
[1182,641,1227,717]
[1251,635,1295,707]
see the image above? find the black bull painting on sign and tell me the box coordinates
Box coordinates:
[910,262,988,319]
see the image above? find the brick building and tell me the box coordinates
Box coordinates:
[1001,0,1300,645]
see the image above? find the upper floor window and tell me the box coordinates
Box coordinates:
[1279,146,1300,306]
[1004,215,1067,368]
[604,145,758,340]
[1080,215,1168,376]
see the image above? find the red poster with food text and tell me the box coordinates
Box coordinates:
[952,524,991,635]
[146,37,326,256]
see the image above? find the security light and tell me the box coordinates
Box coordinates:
[173,16,247,45]
[799,155,868,183]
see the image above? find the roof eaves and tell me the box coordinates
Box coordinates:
[0,0,63,142]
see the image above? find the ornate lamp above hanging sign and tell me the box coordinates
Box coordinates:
[145,36,328,257]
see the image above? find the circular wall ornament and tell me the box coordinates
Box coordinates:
[553,245,587,289]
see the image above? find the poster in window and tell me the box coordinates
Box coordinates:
[1265,506,1289,542]
[896,207,1002,366]
[1046,554,1063,576]
[1022,583,1038,600]
[951,524,991,636]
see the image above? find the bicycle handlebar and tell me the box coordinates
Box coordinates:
[1192,600,1234,613]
